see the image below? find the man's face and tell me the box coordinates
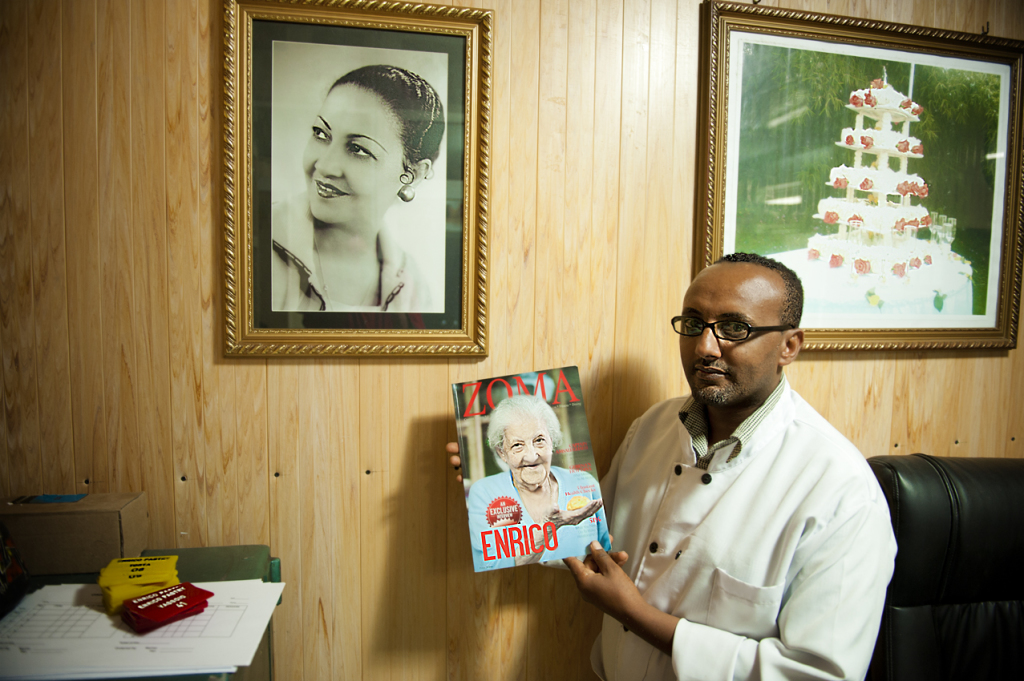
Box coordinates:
[680,262,793,411]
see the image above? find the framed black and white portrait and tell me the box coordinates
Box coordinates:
[224,0,491,356]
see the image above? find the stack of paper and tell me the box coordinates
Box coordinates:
[0,579,285,680]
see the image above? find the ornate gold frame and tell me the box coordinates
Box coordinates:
[696,1,1023,350]
[223,0,491,356]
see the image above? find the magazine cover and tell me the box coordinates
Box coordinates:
[451,366,611,572]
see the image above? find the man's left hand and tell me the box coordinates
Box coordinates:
[565,541,679,656]
[564,541,642,622]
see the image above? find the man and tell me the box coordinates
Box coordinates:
[448,253,896,680]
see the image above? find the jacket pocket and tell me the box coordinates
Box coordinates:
[707,567,785,640]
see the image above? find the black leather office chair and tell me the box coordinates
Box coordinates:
[867,454,1024,681]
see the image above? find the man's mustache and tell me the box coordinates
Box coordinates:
[695,359,730,375]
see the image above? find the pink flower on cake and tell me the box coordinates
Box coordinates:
[854,258,871,275]
[808,248,820,261]
[924,255,933,265]
[921,215,932,226]
[918,183,929,197]
[850,94,864,107]
[824,211,839,224]
[870,79,885,90]
[893,219,906,234]
[850,214,864,226]
[829,254,844,268]
[864,91,877,107]
[892,263,907,278]
[833,177,848,189]
[909,257,922,270]
[911,144,923,155]
[911,104,924,115]
[860,178,873,191]
[861,136,874,149]
[908,218,920,227]
[897,181,910,196]
[896,140,910,153]
[900,98,912,110]
[845,134,855,146]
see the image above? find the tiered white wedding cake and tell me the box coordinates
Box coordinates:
[806,77,969,286]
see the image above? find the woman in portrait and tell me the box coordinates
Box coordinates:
[272,64,445,312]
[467,395,610,571]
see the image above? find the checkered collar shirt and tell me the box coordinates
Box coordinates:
[679,375,788,471]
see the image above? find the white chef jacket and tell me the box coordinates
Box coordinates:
[593,379,897,681]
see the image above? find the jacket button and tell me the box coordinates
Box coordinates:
[649,542,658,553]
[623,624,629,632]
[701,473,712,484]
[675,550,682,560]
[674,464,682,475]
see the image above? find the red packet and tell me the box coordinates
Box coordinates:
[121,582,213,633]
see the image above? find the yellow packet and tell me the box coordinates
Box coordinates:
[98,556,178,586]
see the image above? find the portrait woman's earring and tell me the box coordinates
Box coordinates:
[398,170,416,202]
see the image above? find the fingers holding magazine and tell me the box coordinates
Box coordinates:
[446,441,463,483]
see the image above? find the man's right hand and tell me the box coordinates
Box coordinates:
[446,442,463,483]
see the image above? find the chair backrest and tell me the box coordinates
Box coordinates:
[867,454,1024,681]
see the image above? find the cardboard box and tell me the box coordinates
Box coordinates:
[0,493,148,574]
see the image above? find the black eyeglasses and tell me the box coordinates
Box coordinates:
[671,315,793,342]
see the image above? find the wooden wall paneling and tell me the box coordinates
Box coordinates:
[562,0,596,374]
[955,354,1011,456]
[27,0,75,494]
[528,0,585,676]
[890,0,913,24]
[166,0,207,548]
[0,1,43,497]
[297,363,334,681]
[267,362,304,680]
[786,355,834,421]
[666,0,700,428]
[196,0,241,547]
[444,1,514,678]
[359,361,394,680]
[825,353,896,458]
[1007,349,1024,457]
[585,0,625,473]
[935,0,959,32]
[890,355,963,456]
[62,0,108,495]
[505,0,542,376]
[234,361,269,543]
[961,0,993,34]
[97,0,139,495]
[0,3,14,498]
[130,0,175,548]
[610,0,660,448]
[328,362,362,680]
[383,362,449,681]
[645,0,685,395]
[535,0,569,369]
[911,0,935,29]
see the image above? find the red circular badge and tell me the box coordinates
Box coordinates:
[485,496,522,527]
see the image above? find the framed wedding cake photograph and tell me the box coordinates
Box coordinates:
[695,1,1024,350]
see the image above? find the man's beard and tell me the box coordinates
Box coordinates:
[691,382,739,406]
[688,360,738,406]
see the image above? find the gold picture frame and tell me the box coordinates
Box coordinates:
[223,0,491,356]
[696,1,1023,350]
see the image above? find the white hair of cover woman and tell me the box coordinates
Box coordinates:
[487,395,563,453]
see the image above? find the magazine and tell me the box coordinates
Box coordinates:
[451,366,611,572]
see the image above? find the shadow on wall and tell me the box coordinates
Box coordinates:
[367,360,663,680]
